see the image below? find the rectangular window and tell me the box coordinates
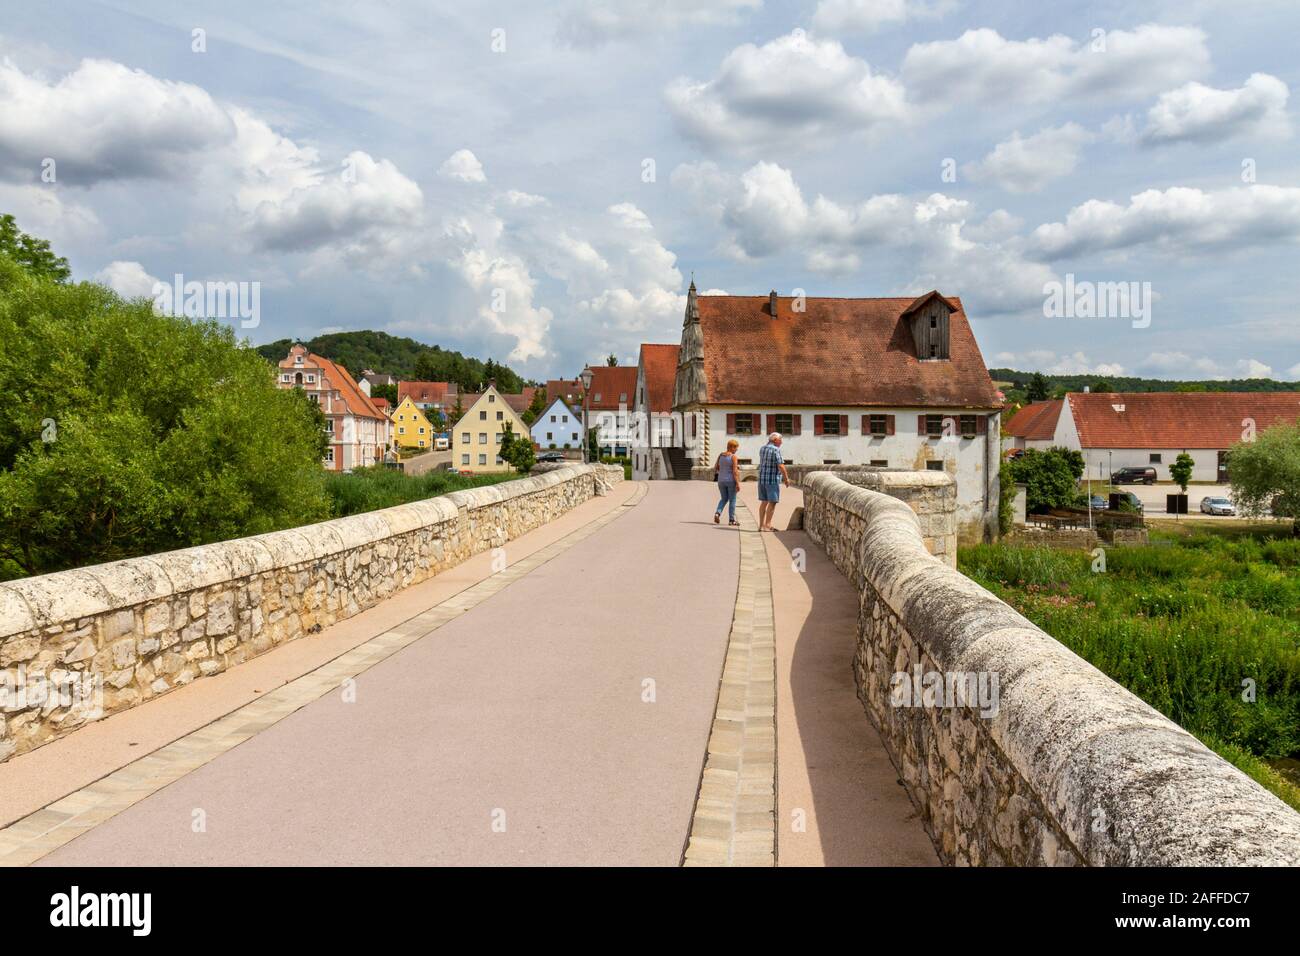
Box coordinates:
[478,454,487,465]
[479,433,487,444]
[495,433,503,444]
[550,415,556,422]
[821,415,842,436]
[734,415,754,435]
[325,448,334,463]
[461,454,470,465]
[870,459,888,467]
[925,415,944,437]
[869,414,888,437]
[489,394,495,403]
[547,432,553,440]
[496,411,503,420]
[398,426,405,435]
[461,433,469,444]
[927,460,945,471]
[480,410,487,420]
[593,393,601,403]
[774,413,794,434]
[738,458,753,466]
[960,415,977,438]
[1149,453,1162,464]
[823,459,841,465]
[496,456,504,465]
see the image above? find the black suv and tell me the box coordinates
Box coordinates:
[1111,466,1157,485]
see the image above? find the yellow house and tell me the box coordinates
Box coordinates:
[392,396,434,450]
[453,385,530,473]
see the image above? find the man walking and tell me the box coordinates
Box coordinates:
[757,432,789,532]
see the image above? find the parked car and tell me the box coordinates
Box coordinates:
[1199,496,1236,516]
[1111,466,1157,485]
[434,436,449,451]
[1088,495,1109,510]
[536,451,566,463]
[1111,491,1144,513]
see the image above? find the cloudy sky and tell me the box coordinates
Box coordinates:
[3,0,1298,382]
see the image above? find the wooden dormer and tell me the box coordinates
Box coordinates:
[902,290,955,361]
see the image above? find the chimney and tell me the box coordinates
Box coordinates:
[769,289,778,318]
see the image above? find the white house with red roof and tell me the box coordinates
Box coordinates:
[585,365,638,457]
[671,283,1003,541]
[278,344,392,471]
[1007,392,1300,483]
[630,343,681,480]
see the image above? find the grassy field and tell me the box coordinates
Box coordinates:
[323,466,519,517]
[959,525,1300,810]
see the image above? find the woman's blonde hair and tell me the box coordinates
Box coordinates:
[727,439,740,451]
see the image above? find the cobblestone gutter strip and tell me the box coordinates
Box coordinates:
[683,500,776,867]
[0,484,647,867]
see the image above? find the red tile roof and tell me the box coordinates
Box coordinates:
[294,352,386,421]
[1068,392,1300,448]
[1004,400,1064,440]
[545,378,584,406]
[695,295,999,408]
[398,381,455,405]
[585,366,638,411]
[459,391,531,414]
[370,396,391,411]
[639,344,680,413]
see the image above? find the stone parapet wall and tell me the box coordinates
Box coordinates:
[689,465,958,566]
[801,470,1300,866]
[0,464,623,762]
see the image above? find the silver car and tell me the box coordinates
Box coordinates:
[1199,496,1235,516]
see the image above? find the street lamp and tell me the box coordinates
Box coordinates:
[580,365,594,464]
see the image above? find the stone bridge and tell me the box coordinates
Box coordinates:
[0,464,1297,866]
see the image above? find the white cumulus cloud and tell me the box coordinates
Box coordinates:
[964,123,1094,193]
[94,260,161,299]
[438,149,487,183]
[1141,73,1290,145]
[665,30,907,152]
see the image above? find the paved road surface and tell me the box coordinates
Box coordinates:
[38,483,738,866]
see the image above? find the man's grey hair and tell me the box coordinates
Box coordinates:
[768,432,781,441]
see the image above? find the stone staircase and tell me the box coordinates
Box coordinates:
[664,446,694,481]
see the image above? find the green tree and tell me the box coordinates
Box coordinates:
[606,353,618,366]
[1170,452,1195,494]
[1027,372,1050,402]
[370,382,398,405]
[1227,423,1300,534]
[0,213,71,282]
[1008,447,1082,512]
[1091,378,1113,393]
[0,256,330,579]
[522,387,547,426]
[498,424,535,474]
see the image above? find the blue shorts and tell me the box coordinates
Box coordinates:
[758,480,781,502]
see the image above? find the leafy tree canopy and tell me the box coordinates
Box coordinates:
[254,330,529,394]
[1228,422,1300,533]
[0,256,331,579]
[0,213,71,283]
[991,367,1300,395]
[498,424,535,475]
[1008,446,1084,512]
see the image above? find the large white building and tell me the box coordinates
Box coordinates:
[277,344,391,471]
[1005,392,1300,483]
[647,285,1003,542]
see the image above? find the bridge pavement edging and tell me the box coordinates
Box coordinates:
[0,464,624,763]
[801,470,1300,867]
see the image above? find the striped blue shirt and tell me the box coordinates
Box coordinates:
[758,442,783,483]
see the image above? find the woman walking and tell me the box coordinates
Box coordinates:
[714,439,741,526]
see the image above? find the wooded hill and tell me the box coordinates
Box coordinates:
[255,331,529,392]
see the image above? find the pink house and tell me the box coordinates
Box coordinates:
[277,344,392,471]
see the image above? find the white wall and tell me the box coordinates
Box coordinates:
[1082,448,1223,483]
[704,407,996,538]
